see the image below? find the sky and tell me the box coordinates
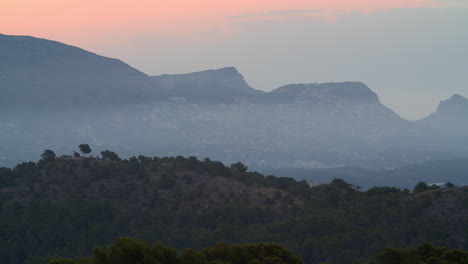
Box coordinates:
[1,0,468,120]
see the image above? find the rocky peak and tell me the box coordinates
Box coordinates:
[268,82,380,104]
[152,67,264,103]
[436,94,468,116]
[0,34,158,109]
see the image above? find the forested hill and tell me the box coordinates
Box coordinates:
[0,152,467,264]
[48,238,468,264]
[0,155,307,209]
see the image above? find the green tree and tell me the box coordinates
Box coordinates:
[445,182,455,188]
[180,248,207,264]
[93,246,110,264]
[413,181,428,193]
[48,259,79,264]
[48,238,304,264]
[101,150,120,161]
[79,144,92,156]
[376,242,468,264]
[109,237,150,264]
[230,162,248,173]
[40,149,56,163]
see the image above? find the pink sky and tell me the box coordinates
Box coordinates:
[0,0,451,44]
[1,0,467,119]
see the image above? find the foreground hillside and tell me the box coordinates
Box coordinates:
[48,238,468,264]
[0,152,467,264]
[49,237,304,264]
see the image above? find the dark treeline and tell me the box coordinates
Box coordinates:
[48,237,303,264]
[0,149,467,264]
[48,238,468,264]
[375,242,468,264]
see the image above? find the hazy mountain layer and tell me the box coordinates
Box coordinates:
[417,94,468,134]
[266,158,468,189]
[0,34,161,109]
[152,67,264,103]
[1,34,468,184]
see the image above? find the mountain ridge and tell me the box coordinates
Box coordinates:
[417,93,468,134]
[0,34,161,109]
[1,33,468,170]
[270,82,380,103]
[152,66,265,103]
[0,34,416,115]
[435,94,468,116]
[1,33,465,119]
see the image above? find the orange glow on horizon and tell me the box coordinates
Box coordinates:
[0,0,455,46]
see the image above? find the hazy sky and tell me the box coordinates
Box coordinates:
[1,0,467,119]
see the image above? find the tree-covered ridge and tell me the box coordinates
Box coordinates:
[0,150,467,264]
[48,237,303,264]
[375,242,468,264]
[47,238,468,264]
[0,153,307,209]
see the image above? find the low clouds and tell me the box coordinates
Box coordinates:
[226,9,325,19]
[225,0,465,23]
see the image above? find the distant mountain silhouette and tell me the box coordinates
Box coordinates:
[1,34,467,171]
[428,94,468,118]
[0,34,161,109]
[152,67,264,103]
[250,82,406,126]
[417,94,468,134]
[253,82,379,104]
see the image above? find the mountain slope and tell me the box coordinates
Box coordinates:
[0,34,161,109]
[412,94,468,152]
[251,82,406,126]
[258,82,380,104]
[1,34,467,170]
[152,67,265,103]
[418,94,468,131]
[435,94,468,117]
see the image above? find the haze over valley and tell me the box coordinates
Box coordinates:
[1,34,468,188]
[1,1,468,261]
